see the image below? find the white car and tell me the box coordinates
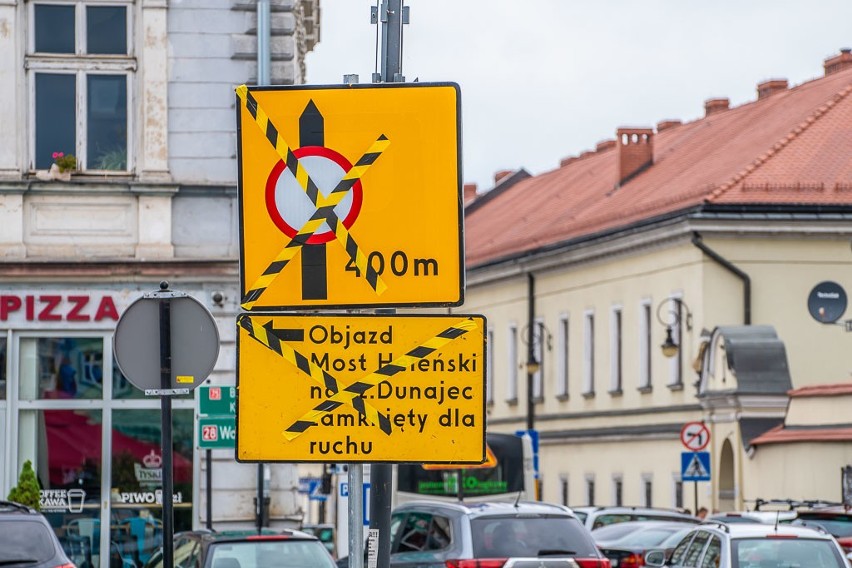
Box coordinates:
[644,522,851,568]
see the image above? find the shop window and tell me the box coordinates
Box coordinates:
[18,409,103,566]
[110,409,194,566]
[30,2,132,172]
[19,337,103,400]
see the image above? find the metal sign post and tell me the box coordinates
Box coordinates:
[114,282,220,568]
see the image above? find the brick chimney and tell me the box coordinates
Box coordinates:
[494,169,513,184]
[617,127,654,186]
[757,79,788,100]
[704,98,730,116]
[824,48,852,76]
[656,119,682,132]
[463,183,477,202]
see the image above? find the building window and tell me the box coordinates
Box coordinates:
[609,306,623,394]
[643,475,653,507]
[556,315,569,399]
[29,2,133,172]
[674,477,684,509]
[507,324,518,403]
[486,328,494,405]
[560,476,569,506]
[639,300,652,391]
[613,476,623,506]
[583,311,595,396]
[585,475,596,506]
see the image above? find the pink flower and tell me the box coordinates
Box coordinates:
[52,152,59,159]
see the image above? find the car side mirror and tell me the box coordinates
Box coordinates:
[645,549,666,567]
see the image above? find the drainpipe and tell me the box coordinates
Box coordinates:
[692,233,751,325]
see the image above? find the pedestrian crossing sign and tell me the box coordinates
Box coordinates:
[681,451,711,481]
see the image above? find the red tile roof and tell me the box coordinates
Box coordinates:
[788,383,852,397]
[750,424,852,446]
[466,65,852,268]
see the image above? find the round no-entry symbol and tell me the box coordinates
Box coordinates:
[680,422,710,451]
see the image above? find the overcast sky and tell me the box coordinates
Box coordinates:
[305,0,852,191]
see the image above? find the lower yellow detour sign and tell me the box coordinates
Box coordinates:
[236,313,486,463]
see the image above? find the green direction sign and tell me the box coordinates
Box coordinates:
[199,385,236,416]
[199,416,236,449]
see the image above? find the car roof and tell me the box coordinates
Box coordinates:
[699,522,836,539]
[0,500,40,515]
[393,499,574,519]
[585,506,696,517]
[178,528,320,543]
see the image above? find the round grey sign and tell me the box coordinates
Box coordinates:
[114,291,220,392]
[807,281,847,324]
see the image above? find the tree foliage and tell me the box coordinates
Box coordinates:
[7,460,42,511]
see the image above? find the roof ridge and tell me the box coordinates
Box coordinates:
[706,82,852,203]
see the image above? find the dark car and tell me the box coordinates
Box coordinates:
[338,499,610,568]
[571,506,699,531]
[0,500,75,568]
[144,528,337,568]
[594,521,695,567]
[792,506,852,557]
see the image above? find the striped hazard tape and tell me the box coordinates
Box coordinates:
[238,315,477,441]
[238,314,391,434]
[236,85,389,309]
[282,317,477,441]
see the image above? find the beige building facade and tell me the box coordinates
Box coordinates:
[463,51,852,513]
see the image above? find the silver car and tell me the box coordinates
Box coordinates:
[645,522,851,568]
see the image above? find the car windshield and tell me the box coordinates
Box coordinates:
[208,539,336,568]
[471,516,599,558]
[591,522,646,543]
[795,515,852,537]
[660,527,694,548]
[0,520,56,562]
[591,513,693,529]
[733,537,845,568]
[614,526,690,547]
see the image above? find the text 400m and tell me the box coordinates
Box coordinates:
[346,250,438,278]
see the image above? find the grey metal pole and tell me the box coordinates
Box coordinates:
[349,465,364,568]
[255,0,271,520]
[158,285,174,568]
[205,449,212,530]
[380,0,404,82]
[368,464,392,568]
[257,0,271,85]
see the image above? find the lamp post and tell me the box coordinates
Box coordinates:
[656,297,692,359]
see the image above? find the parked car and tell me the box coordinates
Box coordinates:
[706,511,797,525]
[594,521,697,566]
[338,499,610,567]
[143,528,337,568]
[792,506,852,557]
[572,506,699,531]
[644,521,851,567]
[0,500,75,568]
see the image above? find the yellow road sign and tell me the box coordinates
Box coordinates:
[236,83,463,310]
[236,313,486,463]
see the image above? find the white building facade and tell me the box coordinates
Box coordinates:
[0,0,319,564]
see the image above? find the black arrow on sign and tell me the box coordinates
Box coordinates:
[263,320,304,342]
[299,100,328,300]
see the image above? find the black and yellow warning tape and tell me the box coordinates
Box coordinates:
[241,134,391,309]
[236,85,389,308]
[283,317,478,441]
[238,314,390,434]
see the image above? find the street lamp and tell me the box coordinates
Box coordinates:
[656,297,693,358]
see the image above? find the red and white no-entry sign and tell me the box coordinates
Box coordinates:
[680,422,710,451]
